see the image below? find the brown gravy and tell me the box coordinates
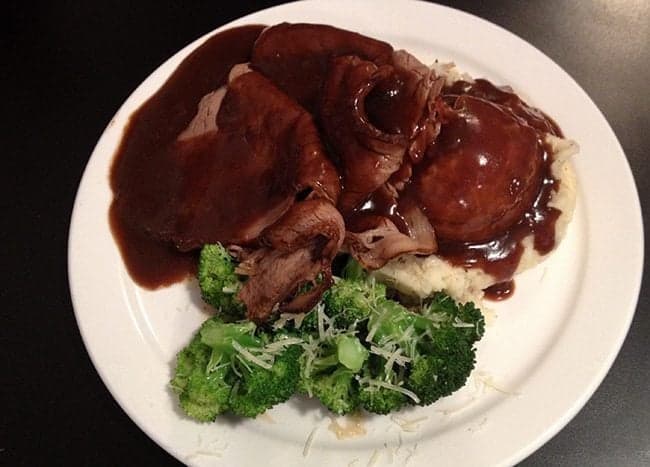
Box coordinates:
[433,80,562,281]
[109,25,265,288]
[484,280,516,301]
[109,24,563,298]
[352,79,562,283]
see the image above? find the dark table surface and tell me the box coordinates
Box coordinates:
[5,1,649,465]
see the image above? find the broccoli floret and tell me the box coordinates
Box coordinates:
[422,292,485,343]
[341,257,367,281]
[310,367,360,415]
[299,311,369,415]
[357,355,407,414]
[298,308,319,334]
[171,316,303,420]
[359,385,406,415]
[170,319,234,421]
[367,298,431,356]
[198,244,245,320]
[406,338,475,405]
[323,278,386,329]
[229,344,302,417]
[170,338,230,421]
[366,293,484,407]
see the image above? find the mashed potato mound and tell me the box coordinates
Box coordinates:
[373,64,579,305]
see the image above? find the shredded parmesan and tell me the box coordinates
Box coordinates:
[232,341,273,370]
[390,415,428,432]
[186,450,223,462]
[263,337,303,353]
[437,397,477,415]
[317,303,327,339]
[367,449,382,467]
[369,345,411,367]
[272,312,307,330]
[221,284,238,294]
[474,372,520,396]
[403,443,419,466]
[365,319,380,343]
[303,426,319,457]
[360,378,421,404]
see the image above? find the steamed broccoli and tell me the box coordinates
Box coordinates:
[323,277,386,329]
[176,249,485,421]
[198,244,245,320]
[422,292,485,343]
[406,335,476,405]
[229,343,302,417]
[357,354,407,414]
[309,367,359,415]
[171,317,303,421]
[363,294,484,407]
[170,325,231,421]
[341,257,367,281]
[298,307,369,414]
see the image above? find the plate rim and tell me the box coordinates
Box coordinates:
[68,1,644,465]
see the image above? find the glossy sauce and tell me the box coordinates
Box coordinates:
[110,25,564,296]
[365,69,413,135]
[484,280,515,301]
[352,79,563,283]
[109,25,265,288]
[433,80,562,281]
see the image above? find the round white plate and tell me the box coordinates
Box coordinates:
[68,1,643,465]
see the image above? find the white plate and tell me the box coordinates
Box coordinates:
[68,1,644,465]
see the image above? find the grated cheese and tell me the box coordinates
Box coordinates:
[232,341,272,370]
[390,415,428,432]
[367,449,381,467]
[359,377,421,404]
[302,426,319,457]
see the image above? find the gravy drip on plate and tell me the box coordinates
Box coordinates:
[484,280,516,301]
[109,25,265,288]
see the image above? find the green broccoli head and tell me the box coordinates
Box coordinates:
[366,293,484,408]
[310,367,360,415]
[358,385,406,415]
[323,278,386,329]
[406,337,476,405]
[341,257,367,281]
[198,244,245,320]
[298,310,368,415]
[171,317,304,420]
[367,298,430,357]
[229,344,302,418]
[170,319,233,421]
[422,293,485,343]
[357,355,407,414]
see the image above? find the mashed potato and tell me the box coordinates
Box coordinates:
[373,64,579,305]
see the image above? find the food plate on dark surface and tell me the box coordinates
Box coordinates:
[68,1,643,465]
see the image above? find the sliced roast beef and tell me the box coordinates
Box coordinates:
[345,190,437,269]
[237,199,345,323]
[250,23,393,112]
[320,52,442,215]
[320,55,407,214]
[160,70,340,251]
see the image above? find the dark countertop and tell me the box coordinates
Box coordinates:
[5,1,648,465]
